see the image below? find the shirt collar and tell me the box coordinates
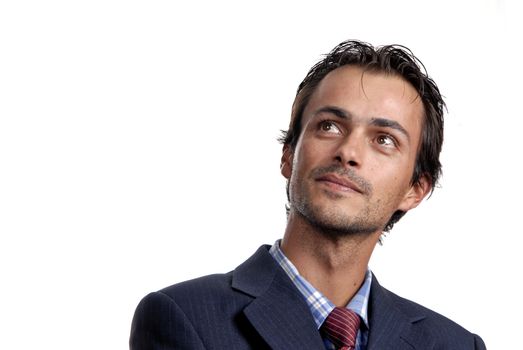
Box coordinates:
[269,239,371,329]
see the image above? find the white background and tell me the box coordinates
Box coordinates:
[1,1,521,349]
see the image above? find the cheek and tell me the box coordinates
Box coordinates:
[370,167,412,200]
[299,135,338,162]
[292,141,322,171]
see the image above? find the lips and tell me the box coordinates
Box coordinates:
[316,173,364,194]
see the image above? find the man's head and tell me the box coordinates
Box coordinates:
[280,40,445,234]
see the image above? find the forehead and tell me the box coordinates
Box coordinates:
[303,65,424,130]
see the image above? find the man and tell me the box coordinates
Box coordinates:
[130,40,486,349]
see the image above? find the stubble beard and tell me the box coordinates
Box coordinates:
[289,165,386,239]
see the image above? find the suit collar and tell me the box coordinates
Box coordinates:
[231,245,276,297]
[232,245,325,350]
[367,274,434,350]
[232,246,437,349]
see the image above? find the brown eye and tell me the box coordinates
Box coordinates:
[376,134,396,147]
[319,120,341,134]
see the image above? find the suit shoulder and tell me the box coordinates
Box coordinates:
[159,272,234,299]
[132,272,235,328]
[384,287,466,330]
[380,287,486,348]
[130,287,208,349]
[153,272,253,317]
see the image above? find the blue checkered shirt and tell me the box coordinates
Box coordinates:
[269,240,371,350]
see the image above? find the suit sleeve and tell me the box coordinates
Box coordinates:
[130,291,206,350]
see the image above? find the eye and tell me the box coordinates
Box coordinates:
[376,134,397,147]
[318,120,342,134]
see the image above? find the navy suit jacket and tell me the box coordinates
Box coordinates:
[130,245,486,349]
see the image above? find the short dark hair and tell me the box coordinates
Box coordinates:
[279,40,445,232]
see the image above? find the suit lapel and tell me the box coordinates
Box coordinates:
[232,245,324,350]
[367,275,435,350]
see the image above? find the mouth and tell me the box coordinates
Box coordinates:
[315,173,364,194]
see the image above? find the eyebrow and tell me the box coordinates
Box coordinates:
[313,105,410,141]
[313,106,351,119]
[370,118,410,141]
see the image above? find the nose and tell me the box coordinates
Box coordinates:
[334,130,365,168]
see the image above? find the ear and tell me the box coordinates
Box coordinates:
[398,175,432,212]
[280,144,293,179]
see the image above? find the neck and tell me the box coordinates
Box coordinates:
[280,211,380,307]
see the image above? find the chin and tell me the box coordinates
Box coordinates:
[298,203,380,237]
[316,219,380,239]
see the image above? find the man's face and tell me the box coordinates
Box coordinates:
[281,66,430,236]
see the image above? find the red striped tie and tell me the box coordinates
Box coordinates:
[321,307,360,350]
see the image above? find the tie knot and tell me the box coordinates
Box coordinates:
[321,307,360,350]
